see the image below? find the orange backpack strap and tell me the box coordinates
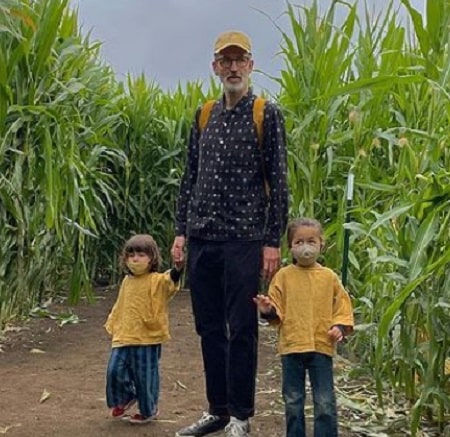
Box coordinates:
[253,97,269,197]
[253,97,265,147]
[198,100,216,133]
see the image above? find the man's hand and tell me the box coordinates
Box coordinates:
[262,246,280,281]
[171,235,186,266]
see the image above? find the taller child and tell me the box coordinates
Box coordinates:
[172,30,289,437]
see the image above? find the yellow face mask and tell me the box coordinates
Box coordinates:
[126,261,150,276]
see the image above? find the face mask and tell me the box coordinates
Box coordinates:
[126,261,150,276]
[291,244,320,266]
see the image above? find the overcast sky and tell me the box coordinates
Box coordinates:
[70,0,424,92]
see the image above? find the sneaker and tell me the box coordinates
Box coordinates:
[111,398,136,418]
[128,411,158,424]
[175,412,230,436]
[225,419,250,437]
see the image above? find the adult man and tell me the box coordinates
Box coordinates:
[172,30,288,437]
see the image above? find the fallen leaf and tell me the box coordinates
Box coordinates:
[176,380,187,390]
[0,424,22,434]
[39,389,51,403]
[3,326,28,333]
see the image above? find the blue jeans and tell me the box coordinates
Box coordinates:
[281,352,338,437]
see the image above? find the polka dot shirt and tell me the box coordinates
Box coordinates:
[176,90,288,247]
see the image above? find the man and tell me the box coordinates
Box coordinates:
[172,30,288,437]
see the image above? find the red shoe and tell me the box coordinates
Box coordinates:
[111,399,136,418]
[128,410,158,425]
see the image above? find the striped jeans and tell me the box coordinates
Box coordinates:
[106,344,161,418]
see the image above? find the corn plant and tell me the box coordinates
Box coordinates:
[277,0,449,433]
[0,0,126,321]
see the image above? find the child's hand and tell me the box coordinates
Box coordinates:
[327,326,344,343]
[253,294,273,314]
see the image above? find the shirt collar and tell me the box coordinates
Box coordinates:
[218,88,253,114]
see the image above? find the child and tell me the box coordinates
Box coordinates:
[253,218,354,437]
[105,234,184,425]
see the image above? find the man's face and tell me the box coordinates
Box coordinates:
[212,46,254,94]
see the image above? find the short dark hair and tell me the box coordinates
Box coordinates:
[286,217,324,248]
[120,234,161,273]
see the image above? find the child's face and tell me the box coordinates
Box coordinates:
[290,226,323,266]
[290,226,322,250]
[126,251,151,275]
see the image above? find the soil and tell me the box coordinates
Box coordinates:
[0,287,286,437]
[3,286,423,437]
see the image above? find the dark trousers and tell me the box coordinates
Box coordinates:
[282,352,338,437]
[188,238,262,420]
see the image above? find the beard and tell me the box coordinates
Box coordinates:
[222,76,247,93]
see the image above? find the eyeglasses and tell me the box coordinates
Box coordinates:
[216,56,251,69]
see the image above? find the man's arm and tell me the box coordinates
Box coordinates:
[174,108,202,237]
[172,108,201,264]
[261,102,289,280]
[261,102,289,248]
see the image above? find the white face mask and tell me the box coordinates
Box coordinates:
[126,261,150,276]
[291,244,320,266]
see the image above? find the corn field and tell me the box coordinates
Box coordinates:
[0,0,448,434]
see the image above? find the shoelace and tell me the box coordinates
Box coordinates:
[196,412,217,426]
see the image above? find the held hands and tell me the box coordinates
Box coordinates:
[253,294,273,314]
[171,236,186,271]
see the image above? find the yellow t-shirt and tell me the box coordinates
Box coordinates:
[105,271,180,347]
[268,264,354,357]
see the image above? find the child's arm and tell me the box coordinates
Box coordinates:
[104,277,128,335]
[104,305,116,335]
[169,266,183,283]
[162,264,185,300]
[330,274,354,340]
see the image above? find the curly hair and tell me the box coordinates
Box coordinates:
[120,234,162,273]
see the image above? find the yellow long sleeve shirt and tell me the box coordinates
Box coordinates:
[268,264,354,357]
[105,270,180,347]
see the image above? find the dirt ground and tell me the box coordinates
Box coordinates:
[4,286,437,437]
[0,287,287,437]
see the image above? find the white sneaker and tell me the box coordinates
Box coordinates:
[225,419,250,437]
[175,411,229,436]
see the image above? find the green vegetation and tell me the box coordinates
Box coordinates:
[0,0,448,434]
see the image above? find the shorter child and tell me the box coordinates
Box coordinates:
[105,234,184,425]
[254,218,354,437]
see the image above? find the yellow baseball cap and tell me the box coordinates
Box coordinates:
[214,30,252,54]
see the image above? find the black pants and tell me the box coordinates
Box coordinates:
[188,238,262,420]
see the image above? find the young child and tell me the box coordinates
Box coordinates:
[254,218,354,437]
[105,234,184,425]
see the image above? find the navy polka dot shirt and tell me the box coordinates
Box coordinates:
[176,90,288,247]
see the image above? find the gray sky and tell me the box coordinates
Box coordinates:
[71,0,424,92]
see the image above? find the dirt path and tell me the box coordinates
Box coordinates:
[0,288,285,437]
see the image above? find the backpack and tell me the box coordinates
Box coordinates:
[198,97,269,195]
